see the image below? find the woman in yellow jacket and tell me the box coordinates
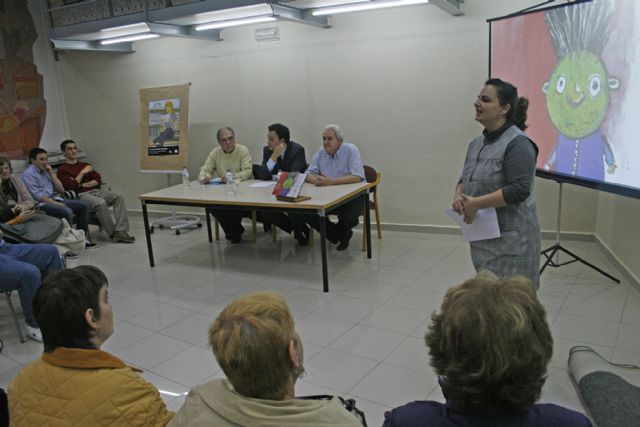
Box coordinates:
[8,265,173,426]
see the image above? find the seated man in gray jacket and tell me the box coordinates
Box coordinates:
[169,291,363,427]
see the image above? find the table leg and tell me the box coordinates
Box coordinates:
[205,209,213,242]
[319,210,329,292]
[364,192,372,259]
[141,201,155,267]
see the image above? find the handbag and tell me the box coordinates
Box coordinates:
[297,394,367,426]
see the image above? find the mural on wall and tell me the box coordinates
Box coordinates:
[0,0,46,160]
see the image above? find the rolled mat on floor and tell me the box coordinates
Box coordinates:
[568,346,640,427]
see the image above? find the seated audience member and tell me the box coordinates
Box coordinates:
[169,291,363,426]
[0,229,62,342]
[384,272,592,427]
[0,156,36,212]
[8,265,173,426]
[201,127,252,243]
[19,148,97,249]
[256,123,309,241]
[290,124,365,249]
[57,139,135,243]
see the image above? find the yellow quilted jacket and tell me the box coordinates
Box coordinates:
[8,347,173,426]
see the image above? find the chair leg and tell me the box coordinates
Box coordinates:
[272,225,277,242]
[214,217,220,241]
[5,292,25,343]
[252,211,257,243]
[374,192,382,239]
[362,224,367,252]
[309,229,314,246]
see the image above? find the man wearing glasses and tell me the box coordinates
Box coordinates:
[201,127,252,243]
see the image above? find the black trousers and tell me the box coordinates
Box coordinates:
[290,198,360,244]
[208,208,249,239]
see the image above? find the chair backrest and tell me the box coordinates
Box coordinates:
[363,165,379,184]
[252,164,261,179]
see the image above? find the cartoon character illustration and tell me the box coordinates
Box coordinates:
[153,100,179,146]
[542,0,619,181]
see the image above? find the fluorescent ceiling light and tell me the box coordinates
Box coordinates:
[100,33,160,45]
[195,16,277,31]
[101,22,149,33]
[312,0,428,15]
[193,3,273,23]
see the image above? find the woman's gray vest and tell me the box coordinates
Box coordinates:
[460,125,541,289]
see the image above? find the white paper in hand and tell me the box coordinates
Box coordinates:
[446,208,501,242]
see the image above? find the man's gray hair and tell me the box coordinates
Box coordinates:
[322,124,344,142]
[216,127,235,141]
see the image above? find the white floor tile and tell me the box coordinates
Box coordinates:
[328,325,406,361]
[539,367,585,414]
[296,314,355,346]
[150,346,221,387]
[313,296,379,323]
[552,314,620,347]
[303,348,378,393]
[161,313,214,346]
[615,323,640,353]
[126,304,196,332]
[340,281,405,303]
[383,336,431,373]
[350,363,438,408]
[116,333,191,369]
[362,304,428,335]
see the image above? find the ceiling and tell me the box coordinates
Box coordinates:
[45,0,464,52]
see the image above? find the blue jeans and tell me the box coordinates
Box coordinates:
[0,242,63,327]
[39,199,90,233]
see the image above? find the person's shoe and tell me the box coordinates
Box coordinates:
[230,234,242,244]
[337,230,354,251]
[294,230,309,246]
[65,250,79,259]
[85,241,99,249]
[112,231,135,243]
[25,325,43,343]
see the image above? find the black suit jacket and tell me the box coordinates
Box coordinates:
[256,140,307,180]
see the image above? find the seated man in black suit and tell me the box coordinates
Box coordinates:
[256,123,309,244]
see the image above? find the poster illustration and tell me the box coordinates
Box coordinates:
[139,84,189,172]
[147,98,180,156]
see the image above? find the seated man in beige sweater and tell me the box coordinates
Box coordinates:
[201,127,252,243]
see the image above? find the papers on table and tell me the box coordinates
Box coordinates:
[445,207,501,242]
[208,177,222,185]
[248,181,277,188]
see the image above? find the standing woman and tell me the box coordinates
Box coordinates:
[453,78,541,289]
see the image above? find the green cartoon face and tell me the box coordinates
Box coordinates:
[544,51,618,139]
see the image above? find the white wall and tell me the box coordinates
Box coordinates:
[29,0,69,152]
[53,0,600,233]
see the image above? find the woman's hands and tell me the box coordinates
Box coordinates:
[452,193,478,224]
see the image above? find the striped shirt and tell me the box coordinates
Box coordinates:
[307,142,364,181]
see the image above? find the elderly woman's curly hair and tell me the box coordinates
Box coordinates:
[426,271,552,415]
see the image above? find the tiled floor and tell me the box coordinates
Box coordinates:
[1,216,639,426]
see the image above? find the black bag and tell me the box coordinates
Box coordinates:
[297,394,367,426]
[0,213,63,244]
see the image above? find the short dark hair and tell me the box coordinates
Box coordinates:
[34,265,108,352]
[268,123,290,144]
[485,78,529,131]
[0,156,12,173]
[60,139,76,151]
[426,272,552,415]
[28,147,47,162]
[216,127,235,141]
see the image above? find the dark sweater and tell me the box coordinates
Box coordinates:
[384,400,592,427]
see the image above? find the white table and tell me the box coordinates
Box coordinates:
[140,180,373,292]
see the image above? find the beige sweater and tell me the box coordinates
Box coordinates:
[202,144,253,181]
[168,378,363,427]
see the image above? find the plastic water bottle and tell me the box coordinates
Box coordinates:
[198,167,206,188]
[181,166,190,188]
[225,170,234,194]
